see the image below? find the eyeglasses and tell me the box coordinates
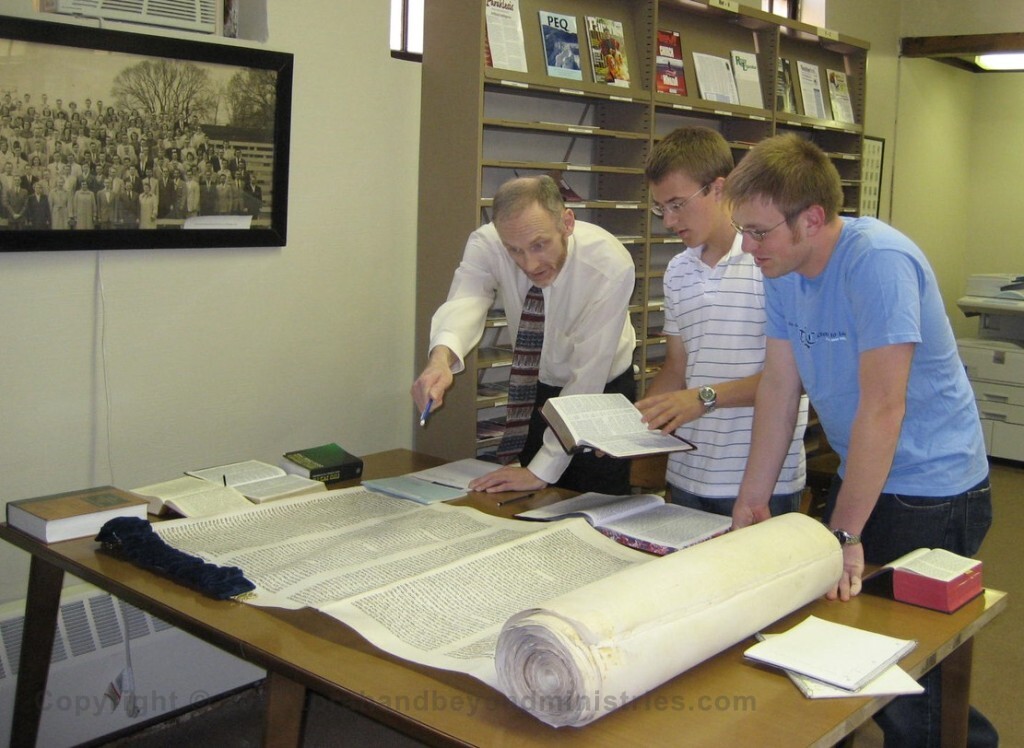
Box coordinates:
[730,216,790,242]
[650,183,710,218]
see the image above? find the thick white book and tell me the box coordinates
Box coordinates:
[745,615,917,692]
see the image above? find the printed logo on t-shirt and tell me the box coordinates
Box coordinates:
[797,326,848,349]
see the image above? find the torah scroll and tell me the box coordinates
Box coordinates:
[495,513,842,727]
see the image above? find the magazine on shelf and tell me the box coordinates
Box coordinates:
[826,68,855,123]
[776,58,797,113]
[539,10,582,80]
[796,60,827,118]
[692,52,739,105]
[484,0,527,73]
[655,29,686,95]
[731,50,764,108]
[585,16,630,87]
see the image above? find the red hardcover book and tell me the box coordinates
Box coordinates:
[889,549,984,613]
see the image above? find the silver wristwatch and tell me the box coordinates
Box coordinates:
[830,528,862,546]
[697,385,718,413]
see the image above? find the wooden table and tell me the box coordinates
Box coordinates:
[0,449,1006,748]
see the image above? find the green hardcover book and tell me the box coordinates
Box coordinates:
[281,443,363,483]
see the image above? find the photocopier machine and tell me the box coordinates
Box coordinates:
[957,274,1024,462]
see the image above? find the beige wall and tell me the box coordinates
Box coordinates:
[891,59,974,336]
[893,1,1024,337]
[0,1,422,603]
[969,74,1024,275]
[827,0,1024,338]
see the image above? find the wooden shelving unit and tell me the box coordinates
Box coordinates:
[414,0,868,463]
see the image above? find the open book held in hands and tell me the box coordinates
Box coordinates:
[541,393,695,458]
[516,492,730,555]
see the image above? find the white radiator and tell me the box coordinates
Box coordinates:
[39,0,220,34]
[0,584,264,747]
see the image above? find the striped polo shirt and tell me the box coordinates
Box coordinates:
[662,236,806,498]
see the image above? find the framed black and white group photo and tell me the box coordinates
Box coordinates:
[0,15,293,251]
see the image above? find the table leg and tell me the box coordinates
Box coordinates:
[262,671,307,748]
[10,555,65,748]
[940,638,973,748]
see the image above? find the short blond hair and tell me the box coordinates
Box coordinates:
[645,126,734,185]
[723,134,844,221]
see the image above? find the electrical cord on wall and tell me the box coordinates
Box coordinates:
[95,250,115,486]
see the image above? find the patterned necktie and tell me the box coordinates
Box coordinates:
[496,285,545,464]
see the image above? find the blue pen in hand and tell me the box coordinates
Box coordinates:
[419,399,434,427]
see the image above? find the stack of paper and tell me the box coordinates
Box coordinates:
[745,615,917,693]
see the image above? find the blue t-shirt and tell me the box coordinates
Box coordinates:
[764,217,987,496]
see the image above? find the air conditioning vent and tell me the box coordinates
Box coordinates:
[40,0,219,34]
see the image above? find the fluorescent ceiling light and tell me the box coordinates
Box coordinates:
[975,53,1024,70]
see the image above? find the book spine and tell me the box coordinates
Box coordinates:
[308,463,363,483]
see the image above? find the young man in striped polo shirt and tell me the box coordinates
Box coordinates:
[636,127,806,516]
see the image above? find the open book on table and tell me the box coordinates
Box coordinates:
[516,492,730,555]
[362,458,497,504]
[541,393,696,458]
[744,615,917,692]
[862,547,984,613]
[134,459,325,517]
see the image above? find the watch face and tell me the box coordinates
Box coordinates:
[698,386,716,404]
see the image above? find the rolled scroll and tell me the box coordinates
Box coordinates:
[495,512,842,727]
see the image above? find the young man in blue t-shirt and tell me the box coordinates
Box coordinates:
[724,133,994,748]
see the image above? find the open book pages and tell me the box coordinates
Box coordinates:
[517,492,731,555]
[186,459,326,504]
[888,547,981,581]
[155,496,840,728]
[541,392,695,458]
[131,476,254,517]
[744,615,917,692]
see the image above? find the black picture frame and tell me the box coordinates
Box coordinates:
[0,15,293,251]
